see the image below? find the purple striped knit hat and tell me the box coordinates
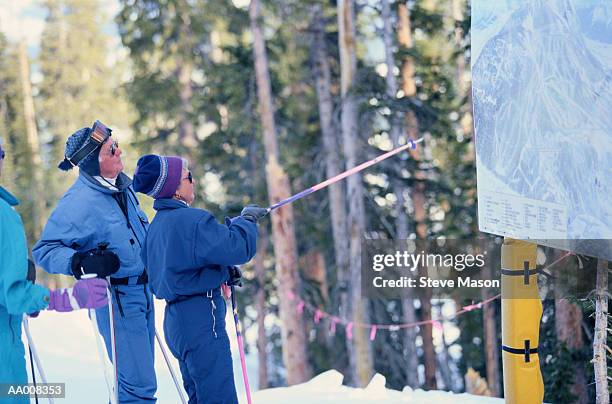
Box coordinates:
[133,154,184,199]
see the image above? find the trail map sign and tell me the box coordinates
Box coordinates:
[472,0,612,259]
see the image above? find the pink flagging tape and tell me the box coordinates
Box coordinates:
[369,326,377,341]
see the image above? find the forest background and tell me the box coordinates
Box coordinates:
[0,1,608,403]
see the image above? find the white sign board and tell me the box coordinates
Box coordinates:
[472,0,612,259]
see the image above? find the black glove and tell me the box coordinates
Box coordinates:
[27,259,39,317]
[240,204,268,223]
[27,259,36,283]
[227,266,243,287]
[71,242,120,279]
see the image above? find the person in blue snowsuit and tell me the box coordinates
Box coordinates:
[0,141,109,404]
[133,155,267,404]
[33,122,157,403]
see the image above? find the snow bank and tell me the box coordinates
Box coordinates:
[252,370,503,404]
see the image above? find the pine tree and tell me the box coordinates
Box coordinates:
[39,0,130,199]
[0,36,41,248]
[18,40,45,242]
[116,0,223,151]
[310,1,350,359]
[380,0,421,389]
[593,259,609,404]
[250,0,312,385]
[554,251,588,403]
[337,0,374,387]
[397,0,437,389]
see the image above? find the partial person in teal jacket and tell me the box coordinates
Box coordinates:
[0,141,109,404]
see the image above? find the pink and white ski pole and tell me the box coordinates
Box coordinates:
[267,137,422,212]
[230,285,253,404]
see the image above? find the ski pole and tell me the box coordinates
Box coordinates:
[28,344,39,404]
[88,308,115,400]
[81,274,114,402]
[106,277,119,404]
[155,330,187,404]
[23,315,54,404]
[230,285,252,404]
[267,137,423,212]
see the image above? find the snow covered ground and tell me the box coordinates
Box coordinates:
[25,299,256,403]
[24,299,501,403]
[252,371,502,404]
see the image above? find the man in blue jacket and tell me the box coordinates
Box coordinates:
[33,122,157,403]
[133,155,267,404]
[1,140,109,403]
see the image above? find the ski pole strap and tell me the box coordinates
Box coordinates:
[501,261,539,285]
[501,340,538,363]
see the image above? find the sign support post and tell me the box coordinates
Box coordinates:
[500,238,544,403]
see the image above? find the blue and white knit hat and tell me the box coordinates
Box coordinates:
[58,127,102,175]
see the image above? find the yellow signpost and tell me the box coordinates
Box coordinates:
[500,238,544,403]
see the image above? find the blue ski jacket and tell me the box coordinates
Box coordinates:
[141,198,258,302]
[33,172,149,280]
[0,186,49,391]
[0,187,49,314]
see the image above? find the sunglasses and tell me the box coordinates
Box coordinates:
[109,140,119,156]
[183,171,193,184]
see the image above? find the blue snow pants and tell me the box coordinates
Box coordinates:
[0,310,28,404]
[95,283,157,403]
[164,289,238,404]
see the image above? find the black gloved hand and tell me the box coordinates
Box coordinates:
[227,266,243,287]
[240,204,268,223]
[71,243,120,279]
[27,259,39,316]
[27,259,36,283]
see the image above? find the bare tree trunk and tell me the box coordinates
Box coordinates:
[380,0,408,241]
[451,0,474,141]
[249,0,312,385]
[401,300,420,387]
[380,0,419,389]
[451,0,466,96]
[554,297,587,403]
[310,2,350,321]
[435,315,453,391]
[177,6,196,149]
[481,246,501,397]
[255,225,269,389]
[554,250,587,403]
[337,0,373,387]
[593,259,609,404]
[483,291,501,397]
[178,62,196,148]
[397,3,415,98]
[302,250,329,303]
[18,39,44,239]
[420,299,436,389]
[397,1,437,389]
